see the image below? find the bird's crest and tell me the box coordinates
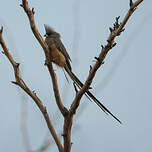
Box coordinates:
[44,24,60,37]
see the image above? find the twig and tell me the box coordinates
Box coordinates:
[97,11,150,92]
[0,27,63,152]
[61,1,143,151]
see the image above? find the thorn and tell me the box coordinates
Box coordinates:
[20,4,23,7]
[117,28,125,36]
[89,65,92,72]
[61,133,66,137]
[121,28,125,32]
[1,51,4,54]
[109,27,113,32]
[112,42,117,47]
[44,59,49,66]
[32,8,35,14]
[11,81,18,85]
[116,16,120,21]
[94,57,100,62]
[101,45,104,49]
[0,26,3,33]
[102,61,105,64]
[33,90,36,94]
[107,39,110,43]
[89,86,92,90]
[115,16,120,27]
[16,63,20,68]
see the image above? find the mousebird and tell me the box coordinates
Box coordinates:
[44,24,121,124]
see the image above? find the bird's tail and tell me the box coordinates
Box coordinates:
[64,65,122,124]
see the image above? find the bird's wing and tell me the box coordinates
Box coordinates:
[53,37,72,70]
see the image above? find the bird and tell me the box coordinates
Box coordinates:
[44,24,121,124]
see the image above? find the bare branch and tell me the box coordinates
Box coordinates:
[70,0,143,116]
[21,0,68,117]
[0,27,63,152]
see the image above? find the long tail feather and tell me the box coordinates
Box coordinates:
[64,66,122,124]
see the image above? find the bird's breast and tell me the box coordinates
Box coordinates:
[50,47,66,68]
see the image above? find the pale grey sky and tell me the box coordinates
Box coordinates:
[0,0,152,152]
